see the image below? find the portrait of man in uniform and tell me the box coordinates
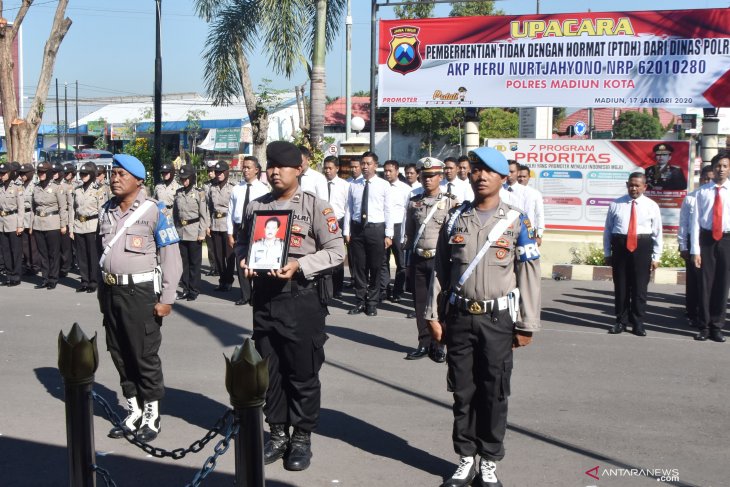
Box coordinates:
[248,211,291,270]
[645,143,687,191]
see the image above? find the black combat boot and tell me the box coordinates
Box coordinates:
[264,424,289,465]
[283,427,312,471]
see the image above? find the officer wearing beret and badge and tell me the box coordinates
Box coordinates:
[174,164,209,301]
[18,163,40,275]
[70,162,105,293]
[426,147,541,487]
[645,143,687,191]
[0,162,25,286]
[402,157,458,362]
[153,163,180,215]
[237,141,344,472]
[209,160,236,292]
[99,154,182,443]
[59,163,77,277]
[30,161,69,289]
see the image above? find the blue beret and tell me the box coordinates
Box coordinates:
[468,147,509,176]
[112,154,146,180]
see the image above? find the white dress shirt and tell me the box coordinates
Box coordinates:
[440,177,473,203]
[387,179,412,226]
[343,175,393,238]
[325,176,350,220]
[519,185,545,237]
[603,194,663,261]
[690,179,730,255]
[227,178,270,234]
[499,183,527,212]
[301,168,329,200]
[677,190,698,252]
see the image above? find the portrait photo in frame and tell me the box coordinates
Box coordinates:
[247,210,293,271]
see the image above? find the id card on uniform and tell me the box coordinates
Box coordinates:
[247,210,293,271]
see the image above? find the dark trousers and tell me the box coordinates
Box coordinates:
[0,231,23,283]
[234,223,252,303]
[380,223,406,298]
[252,280,326,431]
[698,230,730,331]
[350,222,386,308]
[60,230,73,273]
[205,235,217,272]
[100,281,164,401]
[684,256,700,322]
[333,218,345,295]
[22,228,40,273]
[446,308,514,460]
[35,229,61,284]
[210,231,234,285]
[410,255,436,348]
[179,240,203,297]
[74,232,99,288]
[611,235,652,328]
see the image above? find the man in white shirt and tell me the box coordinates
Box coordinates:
[298,145,328,200]
[346,157,362,183]
[457,155,471,183]
[441,157,474,203]
[228,155,270,305]
[499,160,527,211]
[323,155,349,297]
[405,162,421,191]
[604,172,663,337]
[517,164,545,246]
[344,151,393,316]
[380,160,411,303]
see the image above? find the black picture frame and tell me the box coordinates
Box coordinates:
[246,209,293,271]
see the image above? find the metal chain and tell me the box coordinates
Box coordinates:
[186,419,240,487]
[92,464,118,487]
[92,391,233,460]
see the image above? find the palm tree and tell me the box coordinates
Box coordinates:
[195,0,345,160]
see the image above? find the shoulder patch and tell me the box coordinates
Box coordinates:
[322,207,334,216]
[327,216,339,234]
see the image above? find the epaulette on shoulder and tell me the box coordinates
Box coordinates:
[411,192,425,201]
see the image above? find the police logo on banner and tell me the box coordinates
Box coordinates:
[388,26,422,75]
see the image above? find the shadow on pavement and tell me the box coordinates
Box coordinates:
[326,324,411,353]
[174,303,251,348]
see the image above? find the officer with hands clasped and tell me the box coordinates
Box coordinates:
[70,162,106,293]
[426,147,541,487]
[236,141,345,472]
[99,154,182,442]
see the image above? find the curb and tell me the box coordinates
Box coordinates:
[551,264,686,285]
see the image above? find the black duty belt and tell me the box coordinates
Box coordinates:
[700,228,730,236]
[452,294,509,315]
[214,211,228,219]
[179,217,200,226]
[0,209,18,217]
[75,214,99,222]
[34,209,59,217]
[165,204,174,209]
[611,233,652,240]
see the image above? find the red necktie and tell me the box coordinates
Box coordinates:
[712,186,723,241]
[626,200,637,252]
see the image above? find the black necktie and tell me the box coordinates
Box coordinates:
[447,182,453,196]
[328,181,333,202]
[243,183,251,216]
[361,180,369,223]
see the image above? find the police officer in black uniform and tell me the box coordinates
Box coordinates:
[237,141,344,472]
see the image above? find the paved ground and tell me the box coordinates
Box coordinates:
[1,270,728,487]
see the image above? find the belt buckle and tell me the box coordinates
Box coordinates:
[468,300,482,314]
[40,211,46,217]
[104,273,117,285]
[215,212,223,218]
[0,211,6,217]
[422,249,434,258]
[181,219,188,226]
[79,215,87,222]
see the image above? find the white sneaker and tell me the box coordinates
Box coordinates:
[137,400,161,442]
[478,458,503,486]
[442,456,477,487]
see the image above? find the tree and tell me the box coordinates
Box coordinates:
[449,1,502,17]
[0,1,72,162]
[195,0,345,161]
[186,109,206,156]
[393,107,462,155]
[394,2,434,19]
[612,111,665,140]
[479,108,518,139]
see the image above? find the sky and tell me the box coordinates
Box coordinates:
[5,0,729,114]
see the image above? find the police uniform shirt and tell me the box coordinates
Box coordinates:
[403,191,457,251]
[208,181,235,232]
[31,183,68,231]
[519,185,545,238]
[690,179,730,255]
[22,183,33,229]
[174,186,209,241]
[236,188,345,279]
[325,176,349,220]
[678,189,698,252]
[343,176,394,238]
[425,200,542,331]
[440,177,474,203]
[603,194,663,261]
[60,180,75,215]
[250,238,284,266]
[0,181,24,232]
[154,180,181,209]
[388,179,413,226]
[300,168,329,201]
[71,183,106,234]
[227,179,270,235]
[98,190,182,304]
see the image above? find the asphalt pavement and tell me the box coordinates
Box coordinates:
[0,271,728,487]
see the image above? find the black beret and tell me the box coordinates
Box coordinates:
[266,141,302,168]
[178,164,196,179]
[214,161,229,172]
[9,161,21,172]
[18,163,35,173]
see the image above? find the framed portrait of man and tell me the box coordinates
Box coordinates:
[247,210,292,271]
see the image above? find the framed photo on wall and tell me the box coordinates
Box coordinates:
[247,210,292,271]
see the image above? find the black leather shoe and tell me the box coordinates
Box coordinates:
[214,284,231,292]
[608,323,625,334]
[348,305,365,315]
[264,424,289,465]
[35,281,48,289]
[710,329,726,343]
[86,287,97,293]
[187,294,198,301]
[366,306,377,316]
[47,282,57,289]
[235,299,247,306]
[136,421,161,442]
[695,329,709,341]
[390,295,401,303]
[333,292,343,299]
[430,347,447,363]
[632,325,647,337]
[59,271,68,278]
[405,347,429,360]
[176,292,189,300]
[76,286,88,292]
[6,281,20,287]
[283,429,312,471]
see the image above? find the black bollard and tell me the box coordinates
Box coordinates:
[225,338,268,487]
[58,323,99,487]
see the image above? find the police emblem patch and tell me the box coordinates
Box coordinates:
[290,235,302,248]
[322,207,334,216]
[496,248,508,260]
[387,26,422,75]
[327,216,339,234]
[291,224,302,234]
[131,236,143,249]
[450,234,465,244]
